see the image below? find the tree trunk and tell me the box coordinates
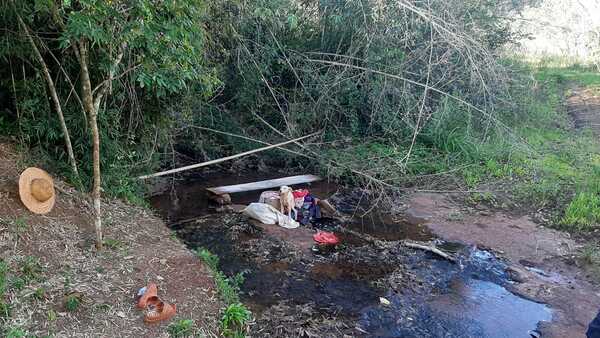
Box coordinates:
[77,41,103,250]
[16,15,79,178]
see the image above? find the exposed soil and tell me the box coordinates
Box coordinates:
[567,85,600,136]
[0,142,222,337]
[406,192,599,338]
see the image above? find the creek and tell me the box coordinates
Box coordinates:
[150,170,551,337]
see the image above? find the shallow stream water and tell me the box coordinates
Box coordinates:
[150,171,552,337]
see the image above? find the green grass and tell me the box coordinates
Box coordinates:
[535,64,600,87]
[0,260,10,319]
[0,300,10,319]
[581,243,600,265]
[11,217,29,237]
[197,249,245,305]
[561,193,600,230]
[32,287,46,301]
[103,238,125,250]
[0,260,8,295]
[47,309,57,321]
[4,327,27,338]
[480,64,600,230]
[522,65,600,229]
[10,276,25,291]
[322,63,600,233]
[196,248,251,337]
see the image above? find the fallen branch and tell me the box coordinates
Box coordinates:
[403,241,456,262]
[138,132,319,179]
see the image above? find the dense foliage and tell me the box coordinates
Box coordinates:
[1,0,532,198]
[180,0,533,183]
[1,0,216,200]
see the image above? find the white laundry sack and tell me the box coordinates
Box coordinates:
[243,203,299,229]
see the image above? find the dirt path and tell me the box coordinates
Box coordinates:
[567,85,600,135]
[405,192,599,338]
[0,143,222,337]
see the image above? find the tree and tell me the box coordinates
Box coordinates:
[11,4,79,178]
[8,0,216,249]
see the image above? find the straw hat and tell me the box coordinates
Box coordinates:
[19,167,56,214]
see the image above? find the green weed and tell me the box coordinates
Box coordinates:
[62,269,73,290]
[167,319,196,337]
[580,243,600,282]
[447,211,464,222]
[33,287,46,300]
[581,243,600,265]
[4,327,27,338]
[0,260,8,319]
[0,260,8,296]
[535,65,600,87]
[196,248,251,337]
[103,238,125,250]
[65,294,81,312]
[11,217,29,236]
[0,300,10,318]
[47,309,57,321]
[10,277,25,291]
[20,256,42,283]
[94,303,112,313]
[197,249,219,271]
[221,303,251,338]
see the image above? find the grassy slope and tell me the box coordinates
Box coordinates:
[512,65,600,230]
[417,64,600,231]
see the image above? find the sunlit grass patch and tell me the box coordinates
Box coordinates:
[561,192,600,231]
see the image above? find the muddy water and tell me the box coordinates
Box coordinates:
[150,171,552,337]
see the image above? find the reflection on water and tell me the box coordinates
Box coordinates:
[431,278,551,338]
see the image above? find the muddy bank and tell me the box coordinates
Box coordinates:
[150,174,555,337]
[406,192,600,338]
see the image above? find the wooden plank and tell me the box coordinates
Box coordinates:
[206,175,322,195]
